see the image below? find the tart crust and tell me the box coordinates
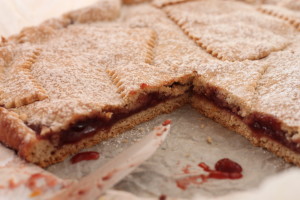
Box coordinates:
[191,95,300,166]
[0,0,299,168]
[20,94,189,167]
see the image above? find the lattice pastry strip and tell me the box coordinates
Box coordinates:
[0,47,48,108]
[123,0,151,4]
[258,4,300,31]
[164,0,292,61]
[8,0,122,45]
[8,25,162,134]
[152,0,195,8]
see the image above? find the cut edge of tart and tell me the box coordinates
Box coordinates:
[18,94,189,167]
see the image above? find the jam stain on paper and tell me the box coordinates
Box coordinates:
[162,119,172,126]
[70,151,100,164]
[176,158,243,190]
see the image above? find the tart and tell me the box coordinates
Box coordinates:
[0,0,299,167]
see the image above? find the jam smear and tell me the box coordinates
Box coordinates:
[102,169,118,181]
[26,173,57,192]
[182,164,191,174]
[71,151,100,164]
[162,119,172,126]
[176,158,243,190]
[159,194,167,200]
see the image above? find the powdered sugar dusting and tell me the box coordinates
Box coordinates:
[11,25,165,134]
[164,0,294,61]
[258,4,300,31]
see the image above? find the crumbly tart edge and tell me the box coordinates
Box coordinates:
[191,95,300,166]
[258,6,300,31]
[19,94,189,167]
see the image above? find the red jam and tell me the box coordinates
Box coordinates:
[102,169,117,181]
[29,92,172,146]
[182,164,191,174]
[159,194,167,200]
[195,87,300,154]
[215,158,242,173]
[26,173,57,191]
[140,83,149,89]
[70,151,100,164]
[176,158,243,190]
[162,119,172,126]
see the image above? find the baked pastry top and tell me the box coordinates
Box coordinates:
[0,0,299,167]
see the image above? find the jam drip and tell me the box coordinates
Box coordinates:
[176,158,243,190]
[195,87,299,153]
[70,151,100,164]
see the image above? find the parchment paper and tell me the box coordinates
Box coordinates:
[47,105,292,199]
[0,1,299,199]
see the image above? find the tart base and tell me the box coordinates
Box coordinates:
[191,95,300,166]
[21,94,189,167]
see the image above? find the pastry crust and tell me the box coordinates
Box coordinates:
[21,95,189,167]
[258,4,300,31]
[0,0,299,167]
[191,95,300,166]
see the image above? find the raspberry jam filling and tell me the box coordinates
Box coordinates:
[195,87,300,153]
[28,92,175,145]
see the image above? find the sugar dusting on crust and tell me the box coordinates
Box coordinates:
[253,45,300,131]
[164,0,294,61]
[123,4,210,82]
[10,26,166,134]
[0,46,48,108]
[193,60,269,118]
[63,0,121,23]
[152,0,195,8]
[258,4,300,31]
[0,0,299,166]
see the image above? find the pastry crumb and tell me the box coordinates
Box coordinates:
[206,136,213,144]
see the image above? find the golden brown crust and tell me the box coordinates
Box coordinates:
[0,0,299,168]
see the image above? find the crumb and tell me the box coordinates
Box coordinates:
[122,139,128,143]
[206,136,213,144]
[200,124,206,128]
